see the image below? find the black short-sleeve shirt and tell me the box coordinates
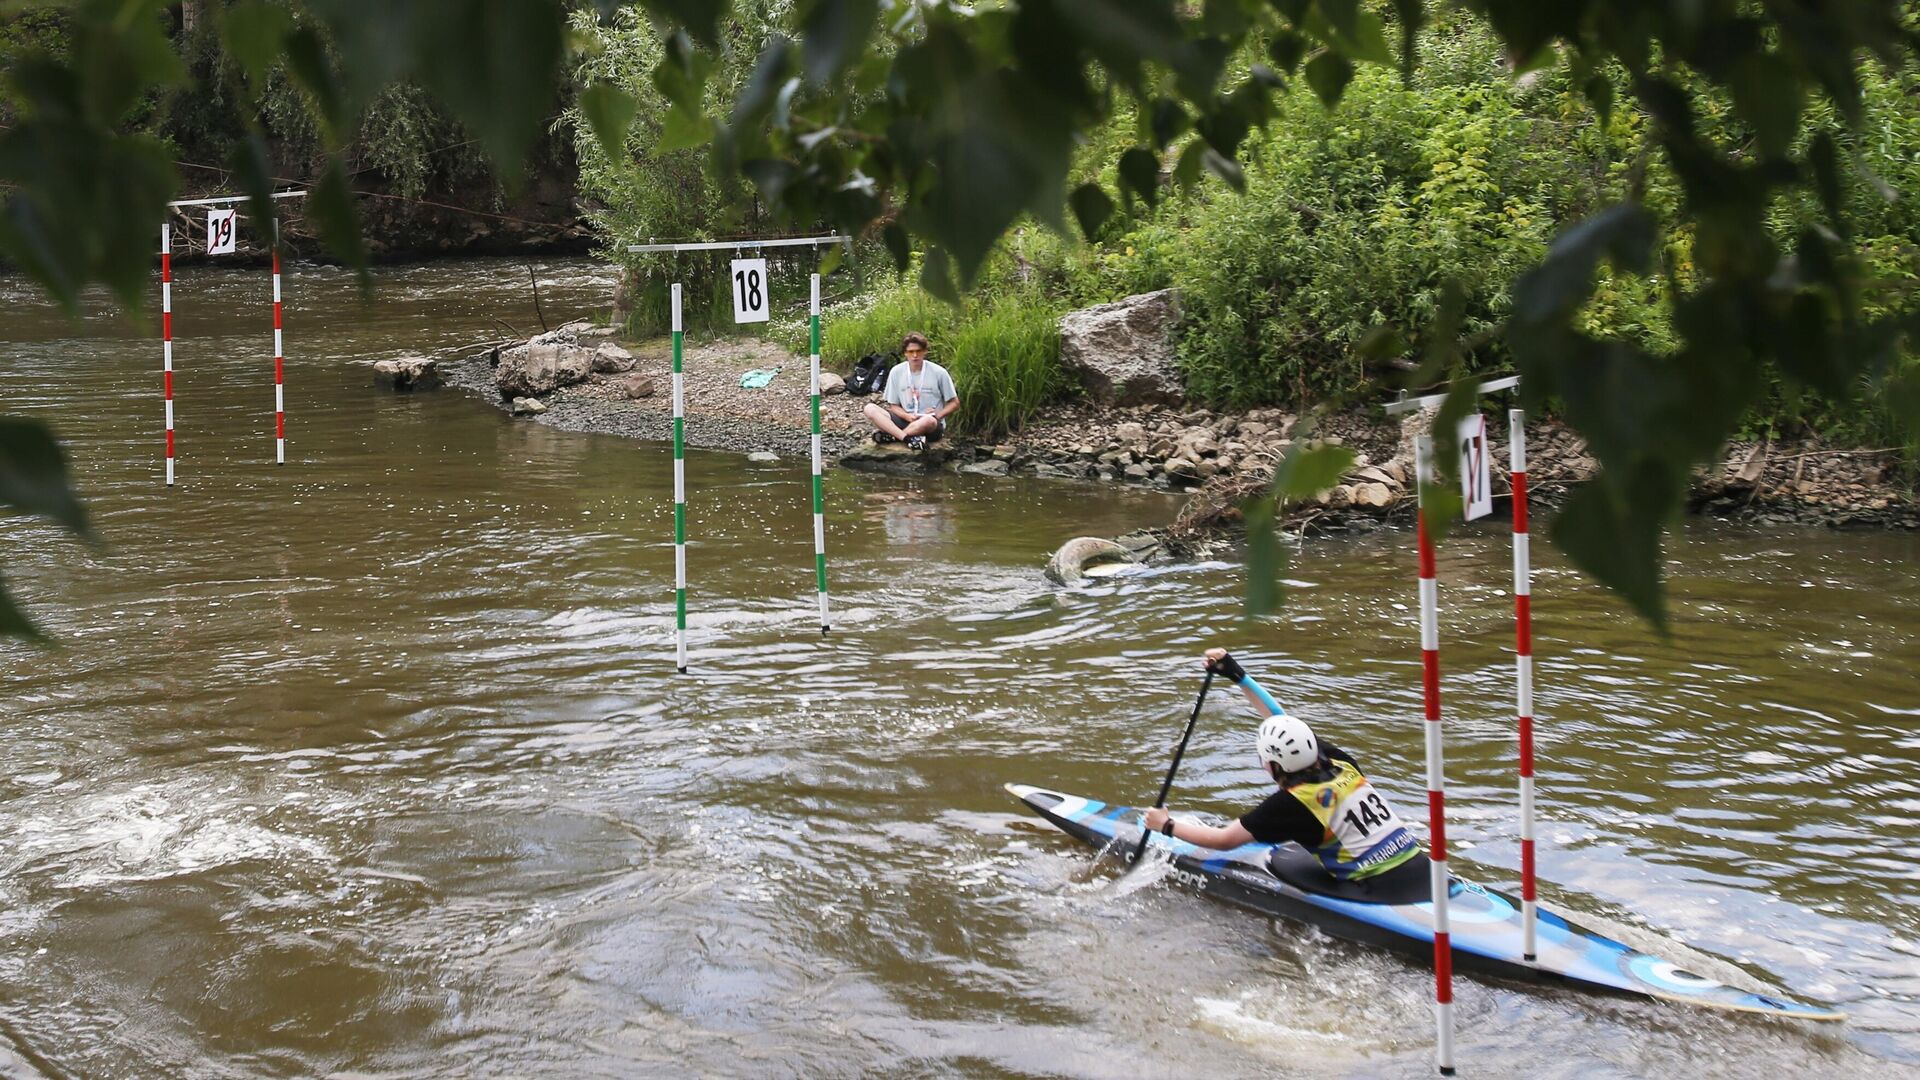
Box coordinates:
[1239,743,1359,848]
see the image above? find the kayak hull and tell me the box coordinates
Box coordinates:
[1008,783,1845,1022]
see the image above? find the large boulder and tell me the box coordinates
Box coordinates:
[1058,290,1184,406]
[496,338,593,399]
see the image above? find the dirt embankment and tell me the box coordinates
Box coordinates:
[433,329,1918,537]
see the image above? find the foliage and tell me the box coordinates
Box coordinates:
[5,0,1920,634]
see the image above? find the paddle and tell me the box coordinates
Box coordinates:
[1121,668,1215,877]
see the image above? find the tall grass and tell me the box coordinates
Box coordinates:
[817,282,1064,440]
[947,299,1063,439]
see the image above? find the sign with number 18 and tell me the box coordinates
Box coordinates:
[730,257,770,324]
[207,209,237,255]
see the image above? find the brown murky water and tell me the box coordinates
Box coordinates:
[0,259,1915,1078]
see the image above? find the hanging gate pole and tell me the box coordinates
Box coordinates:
[671,283,689,673]
[809,273,830,633]
[161,223,176,487]
[271,219,286,464]
[1511,408,1537,960]
[1414,434,1456,1077]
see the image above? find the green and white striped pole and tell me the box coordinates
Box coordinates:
[809,272,831,633]
[671,282,688,673]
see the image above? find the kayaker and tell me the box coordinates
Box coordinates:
[1142,647,1430,896]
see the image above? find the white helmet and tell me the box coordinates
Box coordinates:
[1255,714,1320,777]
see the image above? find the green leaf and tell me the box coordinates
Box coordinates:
[1304,52,1354,109]
[307,156,369,292]
[798,0,875,85]
[1268,29,1307,75]
[817,241,844,278]
[1069,182,1115,241]
[580,83,638,164]
[0,418,89,536]
[1728,52,1802,159]
[1117,147,1159,209]
[219,1,294,90]
[1550,473,1675,632]
[1244,493,1286,616]
[282,27,351,146]
[407,0,565,183]
[0,573,46,642]
[1272,442,1358,504]
[659,105,713,152]
[920,246,959,304]
[635,0,730,46]
[883,223,910,272]
[1581,73,1613,123]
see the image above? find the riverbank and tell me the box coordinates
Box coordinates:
[438,327,1919,536]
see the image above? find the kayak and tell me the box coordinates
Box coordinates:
[1007,783,1845,1022]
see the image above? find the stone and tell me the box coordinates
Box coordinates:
[1237,422,1270,437]
[496,340,594,399]
[372,354,439,391]
[612,373,656,400]
[991,444,1017,461]
[1326,485,1353,508]
[1352,465,1401,490]
[510,396,546,416]
[818,371,847,395]
[1166,457,1202,480]
[591,342,636,374]
[841,441,950,475]
[1032,462,1076,480]
[1123,463,1151,481]
[1056,289,1184,406]
[960,459,1010,477]
[747,451,780,463]
[1177,432,1220,458]
[1351,482,1395,509]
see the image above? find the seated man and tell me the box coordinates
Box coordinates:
[861,332,957,450]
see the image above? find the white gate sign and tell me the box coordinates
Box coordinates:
[730,257,770,324]
[207,208,237,255]
[1457,413,1493,521]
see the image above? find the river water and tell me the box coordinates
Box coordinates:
[0,258,1915,1079]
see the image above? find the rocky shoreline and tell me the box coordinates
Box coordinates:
[414,323,1917,538]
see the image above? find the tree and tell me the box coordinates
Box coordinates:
[2,0,1916,635]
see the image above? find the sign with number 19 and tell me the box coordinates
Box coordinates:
[730,258,770,324]
[207,208,237,255]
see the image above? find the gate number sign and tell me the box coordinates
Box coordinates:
[207,208,237,255]
[1458,413,1493,521]
[730,257,770,324]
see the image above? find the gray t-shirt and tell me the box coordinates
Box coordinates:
[884,360,957,416]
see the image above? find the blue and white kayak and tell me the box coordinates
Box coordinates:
[1008,783,1845,1022]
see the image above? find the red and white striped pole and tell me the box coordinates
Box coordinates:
[271,219,286,464]
[1511,408,1536,961]
[1414,433,1456,1076]
[161,222,176,487]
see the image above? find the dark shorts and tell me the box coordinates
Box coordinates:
[874,414,944,442]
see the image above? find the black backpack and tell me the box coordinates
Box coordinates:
[846,352,890,396]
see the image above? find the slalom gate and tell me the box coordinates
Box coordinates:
[1384,376,1532,1076]
[158,190,306,486]
[625,235,850,672]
